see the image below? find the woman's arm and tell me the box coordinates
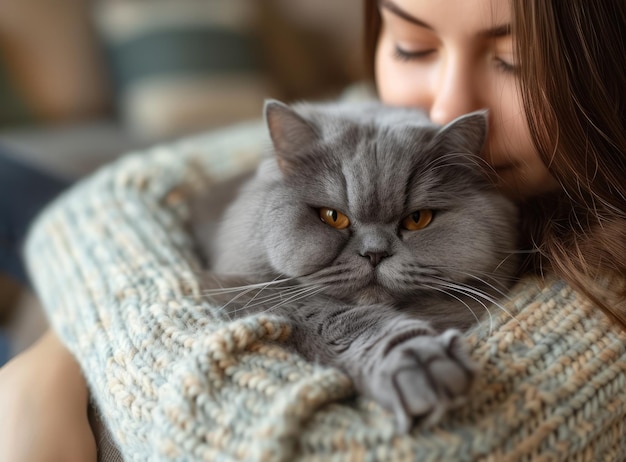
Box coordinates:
[0,330,96,462]
[21,120,270,459]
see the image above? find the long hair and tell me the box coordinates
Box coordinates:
[364,0,381,80]
[363,0,626,327]
[511,0,626,326]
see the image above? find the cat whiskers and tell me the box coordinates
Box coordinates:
[424,281,495,334]
[428,277,528,336]
[202,275,293,319]
[202,276,326,318]
[426,266,514,300]
[491,250,521,275]
[403,261,521,334]
[200,275,296,295]
[300,263,362,288]
[423,284,487,331]
[249,285,326,316]
[226,284,327,317]
[428,247,521,302]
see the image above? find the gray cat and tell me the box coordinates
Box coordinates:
[194,100,518,432]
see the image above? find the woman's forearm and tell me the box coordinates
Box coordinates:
[0,329,96,462]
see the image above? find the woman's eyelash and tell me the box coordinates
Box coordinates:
[494,57,519,74]
[392,45,519,75]
[392,46,435,62]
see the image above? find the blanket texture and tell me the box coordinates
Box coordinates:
[25,120,626,461]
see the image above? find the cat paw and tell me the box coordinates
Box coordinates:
[367,329,476,433]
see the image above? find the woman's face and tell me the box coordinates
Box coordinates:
[375,0,559,199]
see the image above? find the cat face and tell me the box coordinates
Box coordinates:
[256,101,518,305]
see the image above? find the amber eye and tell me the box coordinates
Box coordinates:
[401,210,434,231]
[319,207,350,229]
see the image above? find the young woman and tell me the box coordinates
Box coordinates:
[1,0,624,460]
[367,0,626,324]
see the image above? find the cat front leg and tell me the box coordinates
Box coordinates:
[355,326,476,432]
[288,304,477,433]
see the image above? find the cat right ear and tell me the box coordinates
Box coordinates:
[264,100,319,175]
[432,110,489,157]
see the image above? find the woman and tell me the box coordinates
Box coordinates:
[1,0,624,460]
[368,0,626,322]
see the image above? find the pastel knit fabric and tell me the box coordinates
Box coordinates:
[25,120,626,462]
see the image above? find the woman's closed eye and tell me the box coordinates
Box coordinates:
[393,46,436,62]
[493,56,519,74]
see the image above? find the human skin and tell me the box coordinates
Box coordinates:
[375,0,560,199]
[0,331,96,462]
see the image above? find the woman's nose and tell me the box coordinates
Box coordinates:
[428,58,480,125]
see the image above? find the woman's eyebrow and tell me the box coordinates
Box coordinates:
[380,0,512,38]
[379,0,433,30]
[481,24,511,38]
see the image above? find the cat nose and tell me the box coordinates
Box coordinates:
[361,251,390,267]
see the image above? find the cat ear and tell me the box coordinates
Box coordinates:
[264,99,319,174]
[432,110,488,156]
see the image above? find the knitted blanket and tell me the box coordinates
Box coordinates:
[25,120,626,461]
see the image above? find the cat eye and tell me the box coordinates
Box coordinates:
[401,210,433,231]
[319,208,350,229]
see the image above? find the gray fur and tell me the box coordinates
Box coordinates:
[195,100,518,432]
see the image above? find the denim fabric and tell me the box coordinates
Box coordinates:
[0,147,70,365]
[0,327,9,365]
[0,146,70,286]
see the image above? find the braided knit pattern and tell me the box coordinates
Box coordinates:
[25,120,626,461]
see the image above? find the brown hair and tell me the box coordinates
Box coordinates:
[364,0,626,327]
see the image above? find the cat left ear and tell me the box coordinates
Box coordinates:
[432,110,488,156]
[264,100,319,174]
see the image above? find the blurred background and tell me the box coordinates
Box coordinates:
[0,0,366,365]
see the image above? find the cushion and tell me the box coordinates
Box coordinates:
[94,0,272,140]
[0,0,109,124]
[25,118,626,461]
[0,62,34,127]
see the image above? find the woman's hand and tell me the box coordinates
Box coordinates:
[0,330,97,462]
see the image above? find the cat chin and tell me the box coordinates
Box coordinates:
[350,285,397,305]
